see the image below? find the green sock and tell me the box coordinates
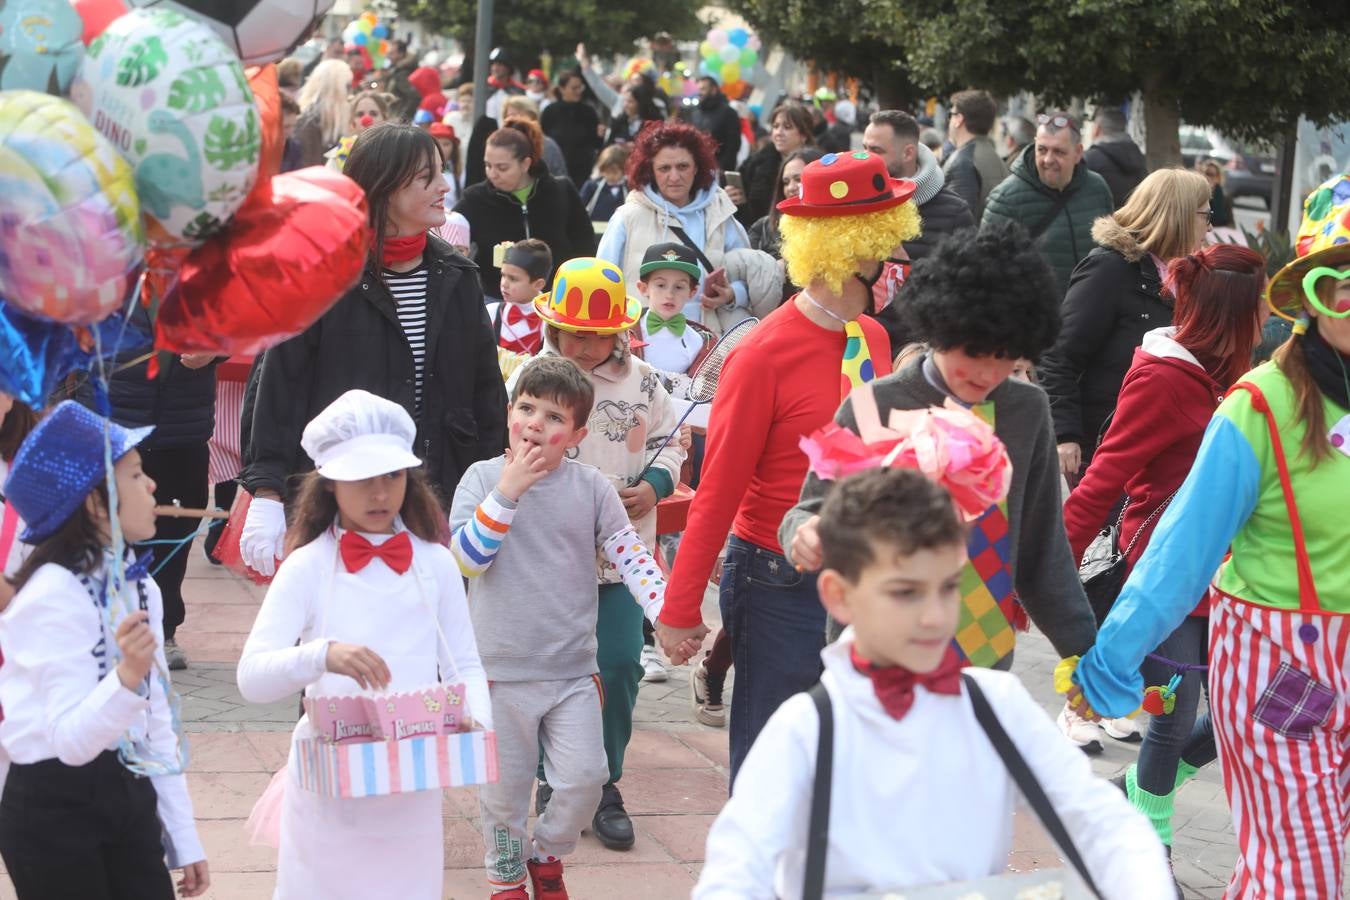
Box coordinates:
[1126,765,1177,846]
[1174,759,1201,790]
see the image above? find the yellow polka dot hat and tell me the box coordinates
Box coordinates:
[1267,172,1350,321]
[533,257,642,335]
[777,150,916,218]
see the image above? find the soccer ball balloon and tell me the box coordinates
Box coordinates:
[125,0,337,65]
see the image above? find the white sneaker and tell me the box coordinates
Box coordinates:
[1101,715,1143,743]
[163,638,188,671]
[690,661,727,727]
[1057,703,1103,755]
[640,645,667,683]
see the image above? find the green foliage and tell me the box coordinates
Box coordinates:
[116,36,167,87]
[168,69,227,114]
[396,0,702,62]
[203,110,260,170]
[729,0,1350,145]
[1240,225,1295,276]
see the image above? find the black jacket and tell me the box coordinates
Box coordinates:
[904,185,974,262]
[385,60,423,123]
[76,306,218,450]
[1037,219,1174,459]
[872,186,976,351]
[737,143,780,227]
[540,100,603,188]
[1085,137,1148,209]
[691,92,742,173]
[454,173,596,294]
[241,237,507,505]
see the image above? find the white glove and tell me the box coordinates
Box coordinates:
[240,496,286,577]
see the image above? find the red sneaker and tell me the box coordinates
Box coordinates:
[527,856,568,900]
[490,888,529,900]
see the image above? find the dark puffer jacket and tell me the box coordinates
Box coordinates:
[1036,216,1175,463]
[241,236,507,505]
[691,91,742,174]
[904,185,974,262]
[981,143,1115,298]
[77,305,217,449]
[1085,136,1148,209]
[454,173,595,294]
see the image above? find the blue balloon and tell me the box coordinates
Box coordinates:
[372,24,390,38]
[728,27,749,48]
[352,31,369,46]
[0,299,152,409]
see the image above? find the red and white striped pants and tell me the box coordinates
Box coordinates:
[1210,592,1350,898]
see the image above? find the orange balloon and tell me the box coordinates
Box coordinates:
[244,65,282,210]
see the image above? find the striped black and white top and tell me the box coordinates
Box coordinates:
[384,266,429,414]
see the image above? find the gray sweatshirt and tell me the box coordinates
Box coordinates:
[451,456,630,681]
[778,356,1097,664]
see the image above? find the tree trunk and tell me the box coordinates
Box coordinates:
[1141,86,1181,170]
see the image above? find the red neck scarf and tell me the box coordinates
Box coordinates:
[383,233,428,267]
[849,645,964,720]
[339,530,413,574]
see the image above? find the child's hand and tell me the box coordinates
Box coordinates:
[619,481,657,519]
[176,860,210,897]
[325,642,391,691]
[678,425,692,451]
[115,610,157,690]
[674,638,703,663]
[497,444,551,502]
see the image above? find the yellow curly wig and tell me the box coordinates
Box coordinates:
[778,202,922,293]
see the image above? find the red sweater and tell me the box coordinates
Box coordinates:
[659,301,892,627]
[1063,330,1223,614]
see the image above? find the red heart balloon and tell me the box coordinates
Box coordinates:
[154,167,372,356]
[72,0,129,45]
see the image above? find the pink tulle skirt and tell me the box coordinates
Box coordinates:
[246,766,287,848]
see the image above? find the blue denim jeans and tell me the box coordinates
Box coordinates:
[1136,615,1216,794]
[720,535,825,786]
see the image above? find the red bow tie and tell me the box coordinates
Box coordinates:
[504,304,538,327]
[849,645,964,720]
[339,530,413,575]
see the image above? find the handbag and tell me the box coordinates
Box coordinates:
[1078,492,1175,625]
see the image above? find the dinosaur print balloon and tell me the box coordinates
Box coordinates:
[70,7,259,247]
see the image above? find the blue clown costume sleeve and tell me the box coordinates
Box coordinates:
[1073,414,1261,717]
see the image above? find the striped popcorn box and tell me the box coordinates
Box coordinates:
[294,729,499,799]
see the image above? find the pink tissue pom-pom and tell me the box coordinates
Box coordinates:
[799,401,1011,519]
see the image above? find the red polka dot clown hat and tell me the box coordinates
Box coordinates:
[777,150,916,217]
[533,257,642,335]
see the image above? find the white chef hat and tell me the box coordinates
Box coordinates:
[301,390,422,481]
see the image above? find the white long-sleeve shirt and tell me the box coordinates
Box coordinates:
[236,526,491,730]
[0,562,204,868]
[695,630,1173,899]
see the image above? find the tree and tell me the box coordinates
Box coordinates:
[730,0,1350,167]
[397,0,702,70]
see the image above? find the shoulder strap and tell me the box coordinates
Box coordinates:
[962,674,1102,899]
[667,225,717,274]
[1027,188,1073,240]
[492,302,505,340]
[1231,381,1319,610]
[803,682,833,900]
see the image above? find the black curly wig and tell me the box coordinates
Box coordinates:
[898,222,1061,361]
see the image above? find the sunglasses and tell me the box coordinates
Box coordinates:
[1037,113,1079,131]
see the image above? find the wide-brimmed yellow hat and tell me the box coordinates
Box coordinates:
[533,257,641,335]
[1267,173,1350,322]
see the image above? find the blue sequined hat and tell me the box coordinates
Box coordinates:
[3,401,153,543]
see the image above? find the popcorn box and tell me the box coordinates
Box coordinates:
[303,694,376,745]
[364,686,447,742]
[442,683,468,733]
[294,729,498,798]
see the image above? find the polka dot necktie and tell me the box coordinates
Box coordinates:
[840,319,877,400]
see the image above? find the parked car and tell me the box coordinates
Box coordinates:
[1179,125,1277,207]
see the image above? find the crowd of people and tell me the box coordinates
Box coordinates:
[0,27,1348,900]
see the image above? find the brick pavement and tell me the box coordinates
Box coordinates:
[0,541,1275,899]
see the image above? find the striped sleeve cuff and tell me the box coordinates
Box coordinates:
[601,526,666,624]
[451,490,516,577]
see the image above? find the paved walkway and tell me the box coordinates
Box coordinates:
[0,542,1267,899]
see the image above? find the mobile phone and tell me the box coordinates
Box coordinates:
[724,171,744,192]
